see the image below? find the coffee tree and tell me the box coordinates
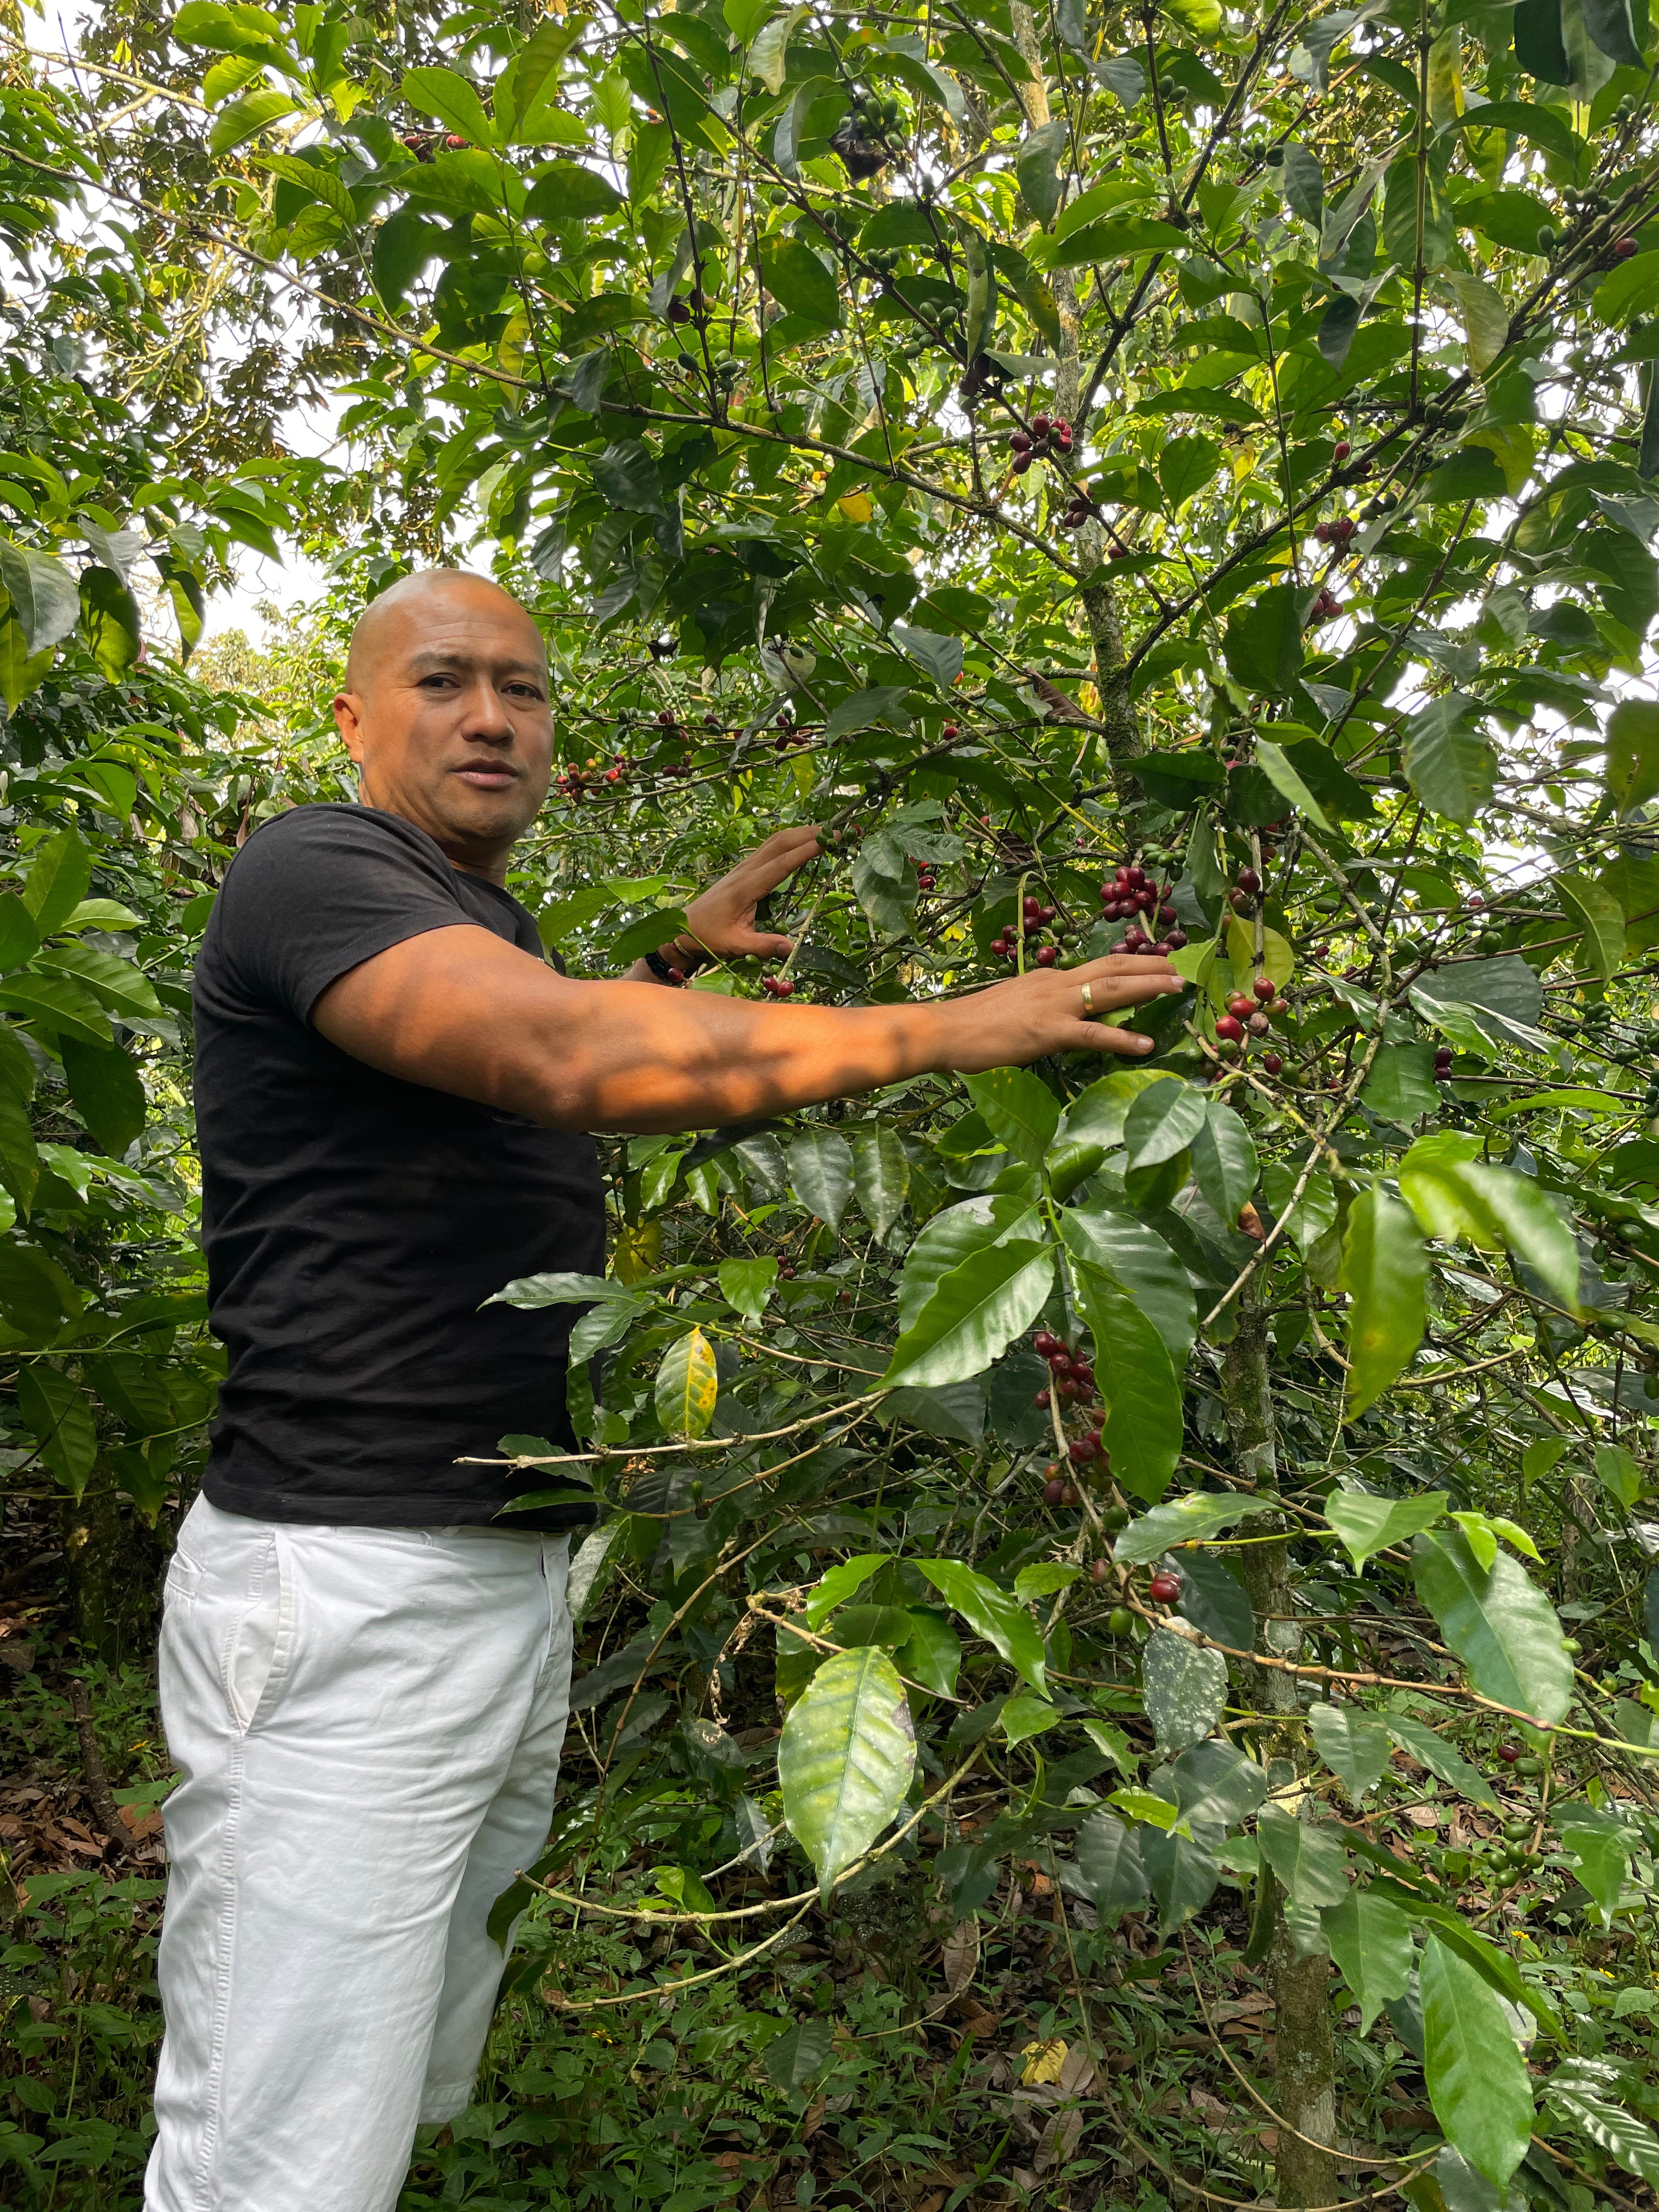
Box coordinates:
[5,0,1659,2199]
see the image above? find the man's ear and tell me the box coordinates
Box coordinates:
[334,690,366,764]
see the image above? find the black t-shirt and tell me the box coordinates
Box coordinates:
[191,803,606,1530]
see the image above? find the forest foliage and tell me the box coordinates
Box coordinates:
[4,0,1659,2201]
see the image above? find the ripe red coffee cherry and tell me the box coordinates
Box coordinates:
[943,722,960,739]
[1498,1742,1521,1764]
[445,133,470,149]
[1035,944,1058,967]
[1044,1477,1065,1506]
[1238,866,1262,896]
[1262,1051,1283,1075]
[1033,1331,1062,1357]
[1032,414,1052,436]
[1254,975,1276,1002]
[1149,1569,1182,1603]
[1069,1435,1099,1464]
[1333,439,1352,461]
[1091,1556,1111,1584]
[1034,1387,1051,1409]
[1215,1014,1244,1043]
[1060,1482,1079,1506]
[1613,237,1638,260]
[1227,992,1253,1019]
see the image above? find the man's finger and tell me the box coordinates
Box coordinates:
[1075,1023,1158,1056]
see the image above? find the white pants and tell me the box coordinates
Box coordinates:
[145,1495,574,2212]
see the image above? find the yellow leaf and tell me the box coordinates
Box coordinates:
[1226,916,1295,996]
[655,1324,718,1438]
[1021,2037,1068,2086]
[837,490,872,523]
[613,1220,662,1283]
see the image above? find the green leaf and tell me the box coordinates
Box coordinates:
[758,238,840,326]
[1557,871,1627,984]
[1578,0,1644,65]
[964,1066,1059,1168]
[892,1607,961,1699]
[1339,1183,1428,1419]
[1308,1700,1392,1801]
[1547,2070,1659,2188]
[1257,1804,1351,1907]
[1060,1067,1180,1150]
[1188,1103,1257,1225]
[654,1325,718,1439]
[778,1646,916,1899]
[1223,585,1305,696]
[1421,1935,1534,2188]
[59,1039,146,1159]
[1555,1808,1633,1921]
[1324,1489,1448,1571]
[803,1555,887,1629]
[1163,1738,1269,1828]
[1013,1562,1080,1604]
[788,1127,854,1229]
[850,1125,910,1239]
[1114,1490,1277,1567]
[1159,433,1221,512]
[1411,1527,1574,1725]
[17,1363,97,1493]
[1386,1713,1501,1810]
[1073,1809,1151,1917]
[1057,1206,1196,1366]
[0,540,81,654]
[1403,695,1495,824]
[1604,698,1659,814]
[1254,734,1335,833]
[1324,1887,1414,2033]
[1063,1246,1183,1500]
[882,1237,1053,1389]
[22,830,92,938]
[79,567,141,680]
[1141,1821,1223,1931]
[37,947,162,1023]
[1017,117,1068,225]
[1282,140,1324,226]
[1001,1690,1065,1745]
[895,1193,1038,1333]
[403,63,495,146]
[207,87,297,155]
[1142,1626,1227,1752]
[1046,216,1192,268]
[915,1558,1047,1694]
[1176,1553,1254,1649]
[1122,1077,1206,1171]
[764,2016,834,2090]
[1398,1135,1579,1312]
[718,1255,776,1322]
[486,1271,631,1308]
[1360,1043,1442,1130]
[0,973,112,1048]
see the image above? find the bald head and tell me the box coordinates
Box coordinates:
[332,569,555,883]
[344,570,546,697]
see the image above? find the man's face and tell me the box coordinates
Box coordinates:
[332,579,554,874]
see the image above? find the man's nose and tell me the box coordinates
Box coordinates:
[458,680,515,741]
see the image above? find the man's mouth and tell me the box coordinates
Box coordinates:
[453,764,519,790]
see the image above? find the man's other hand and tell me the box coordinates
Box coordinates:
[679,825,821,962]
[933,954,1183,1074]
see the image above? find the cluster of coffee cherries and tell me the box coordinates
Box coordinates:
[772,712,814,755]
[667,287,706,326]
[1307,586,1344,626]
[399,131,470,159]
[1031,1329,1110,1484]
[1312,514,1356,549]
[1214,974,1289,1066]
[1102,864,1188,956]
[1433,1042,1454,1082]
[1227,861,1263,915]
[1008,414,1075,475]
[989,893,1067,965]
[760,973,797,998]
[915,860,939,898]
[557,751,633,799]
[1056,484,1099,533]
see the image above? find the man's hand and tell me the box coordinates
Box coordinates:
[672,823,821,964]
[932,954,1183,1073]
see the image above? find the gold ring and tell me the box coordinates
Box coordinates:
[1080,980,1094,1015]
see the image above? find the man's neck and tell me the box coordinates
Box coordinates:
[356,786,511,887]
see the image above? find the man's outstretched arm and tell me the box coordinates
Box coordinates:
[312,926,1183,1134]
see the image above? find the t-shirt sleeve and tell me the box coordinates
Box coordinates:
[207,806,481,1022]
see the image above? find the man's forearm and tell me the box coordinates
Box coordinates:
[312,923,1177,1133]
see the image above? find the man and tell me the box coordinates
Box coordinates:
[149,568,1178,2212]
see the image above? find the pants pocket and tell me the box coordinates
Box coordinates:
[221,1535,291,1733]
[163,1551,204,1608]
